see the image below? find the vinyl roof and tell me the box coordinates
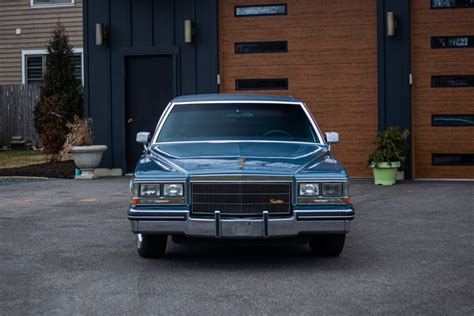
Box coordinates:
[171,93,303,103]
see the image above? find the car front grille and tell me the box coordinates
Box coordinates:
[190,181,292,216]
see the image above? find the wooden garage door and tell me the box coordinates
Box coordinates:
[218,0,377,177]
[411,1,474,179]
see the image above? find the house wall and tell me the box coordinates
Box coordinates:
[82,0,472,178]
[0,0,83,84]
[411,2,474,179]
[218,0,378,177]
[84,0,218,171]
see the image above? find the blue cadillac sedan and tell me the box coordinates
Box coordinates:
[128,94,354,258]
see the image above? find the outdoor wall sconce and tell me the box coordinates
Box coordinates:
[386,12,397,37]
[96,23,107,45]
[184,20,193,43]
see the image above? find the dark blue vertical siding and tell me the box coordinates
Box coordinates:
[196,0,218,94]
[131,0,154,47]
[110,0,132,169]
[84,0,112,167]
[153,0,175,46]
[377,0,411,132]
[84,0,218,171]
[377,0,412,177]
[175,0,197,95]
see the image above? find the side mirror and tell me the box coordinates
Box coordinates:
[325,132,339,149]
[136,132,151,146]
[325,132,339,144]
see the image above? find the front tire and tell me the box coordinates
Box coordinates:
[136,234,167,258]
[309,234,346,257]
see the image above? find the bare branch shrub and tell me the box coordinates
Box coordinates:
[59,117,94,160]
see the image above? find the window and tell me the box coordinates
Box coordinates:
[432,114,474,126]
[235,4,287,16]
[71,54,82,80]
[432,153,474,165]
[431,75,474,87]
[431,0,474,8]
[235,41,288,54]
[431,36,474,48]
[25,56,45,84]
[22,49,83,84]
[157,103,319,143]
[31,0,74,8]
[235,78,288,90]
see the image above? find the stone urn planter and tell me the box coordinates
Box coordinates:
[70,145,107,179]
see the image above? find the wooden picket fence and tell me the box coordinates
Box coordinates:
[0,84,40,147]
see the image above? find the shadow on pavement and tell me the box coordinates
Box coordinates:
[148,238,364,271]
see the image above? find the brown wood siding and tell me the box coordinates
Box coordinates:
[411,2,474,179]
[0,0,83,84]
[218,0,377,177]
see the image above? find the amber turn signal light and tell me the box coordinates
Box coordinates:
[344,197,350,204]
[131,197,139,205]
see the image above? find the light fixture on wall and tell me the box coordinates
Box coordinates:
[184,20,193,43]
[386,12,397,37]
[96,23,107,45]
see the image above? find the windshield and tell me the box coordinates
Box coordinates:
[156,103,320,143]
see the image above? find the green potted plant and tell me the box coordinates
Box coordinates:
[367,127,410,185]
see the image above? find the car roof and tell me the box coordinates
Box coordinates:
[171,93,303,103]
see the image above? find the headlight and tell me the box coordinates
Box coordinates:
[321,183,342,197]
[140,184,160,197]
[297,181,349,204]
[131,182,185,205]
[163,183,184,197]
[299,183,320,196]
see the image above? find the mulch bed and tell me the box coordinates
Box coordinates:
[0,161,75,179]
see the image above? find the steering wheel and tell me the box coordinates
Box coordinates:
[263,130,293,138]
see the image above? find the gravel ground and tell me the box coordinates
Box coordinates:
[0,178,473,315]
[0,178,47,186]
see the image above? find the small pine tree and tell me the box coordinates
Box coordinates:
[34,22,84,160]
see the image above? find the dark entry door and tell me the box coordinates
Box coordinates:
[125,55,174,172]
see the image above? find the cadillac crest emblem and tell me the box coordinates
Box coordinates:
[237,156,246,169]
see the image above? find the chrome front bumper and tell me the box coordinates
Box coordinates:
[128,208,354,238]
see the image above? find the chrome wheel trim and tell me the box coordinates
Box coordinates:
[136,233,143,249]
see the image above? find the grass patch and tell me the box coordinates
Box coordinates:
[0,150,48,169]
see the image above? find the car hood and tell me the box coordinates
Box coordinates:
[134,142,347,178]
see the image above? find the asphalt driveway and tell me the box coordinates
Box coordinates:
[0,178,473,315]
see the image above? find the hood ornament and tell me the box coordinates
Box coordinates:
[237,156,246,169]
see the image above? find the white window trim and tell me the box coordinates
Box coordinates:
[22,48,84,85]
[30,0,75,8]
